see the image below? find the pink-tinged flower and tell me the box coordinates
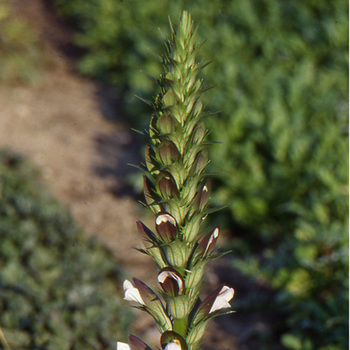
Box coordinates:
[199,285,234,315]
[123,280,145,305]
[209,285,234,313]
[155,212,177,241]
[158,267,184,296]
[116,342,130,350]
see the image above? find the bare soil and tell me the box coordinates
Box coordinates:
[1,1,283,349]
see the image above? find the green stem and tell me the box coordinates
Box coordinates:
[173,317,188,338]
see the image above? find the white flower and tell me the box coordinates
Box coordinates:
[164,342,182,350]
[116,342,131,350]
[123,279,145,305]
[209,285,234,314]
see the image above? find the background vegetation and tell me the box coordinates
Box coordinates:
[0,0,48,83]
[51,1,348,348]
[2,0,348,348]
[0,149,132,349]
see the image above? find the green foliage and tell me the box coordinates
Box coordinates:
[0,0,48,84]
[0,149,131,349]
[50,0,349,347]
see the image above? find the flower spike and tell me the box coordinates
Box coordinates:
[121,11,234,350]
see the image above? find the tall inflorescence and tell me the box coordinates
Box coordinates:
[117,11,234,350]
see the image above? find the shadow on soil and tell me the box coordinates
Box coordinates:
[92,84,145,198]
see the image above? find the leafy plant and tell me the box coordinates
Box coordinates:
[0,149,132,349]
[0,0,48,84]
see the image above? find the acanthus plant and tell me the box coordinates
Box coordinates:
[117,11,234,350]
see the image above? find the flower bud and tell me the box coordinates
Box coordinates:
[192,99,203,117]
[194,180,211,212]
[192,149,208,175]
[158,142,180,165]
[158,267,184,296]
[158,172,178,199]
[161,331,187,350]
[192,124,206,144]
[198,226,219,258]
[158,114,177,134]
[163,89,176,107]
[156,212,177,241]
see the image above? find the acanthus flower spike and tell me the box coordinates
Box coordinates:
[121,11,234,350]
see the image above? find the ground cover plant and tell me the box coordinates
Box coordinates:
[0,0,48,83]
[0,149,131,349]
[50,1,349,348]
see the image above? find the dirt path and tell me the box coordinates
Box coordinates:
[1,0,164,344]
